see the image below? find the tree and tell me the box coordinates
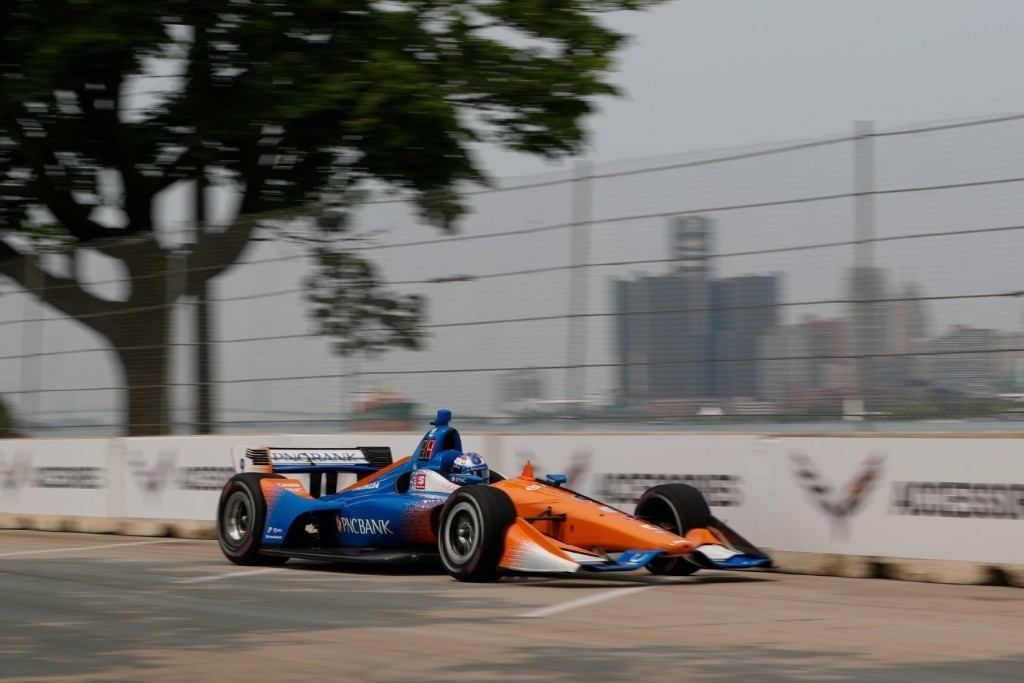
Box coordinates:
[0,0,655,435]
[0,395,16,437]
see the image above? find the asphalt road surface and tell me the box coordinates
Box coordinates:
[2,531,1024,682]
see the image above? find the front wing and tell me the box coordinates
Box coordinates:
[497,516,772,575]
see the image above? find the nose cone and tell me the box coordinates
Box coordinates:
[495,477,693,553]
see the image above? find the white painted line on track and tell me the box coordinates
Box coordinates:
[0,539,177,559]
[174,568,283,584]
[517,585,657,618]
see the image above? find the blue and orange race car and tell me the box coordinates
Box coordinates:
[217,409,771,581]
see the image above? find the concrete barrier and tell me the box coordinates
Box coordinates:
[768,549,1018,586]
[2,513,1021,587]
[5,431,1024,587]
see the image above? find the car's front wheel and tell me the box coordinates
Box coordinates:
[437,486,516,582]
[635,483,712,576]
[217,473,288,566]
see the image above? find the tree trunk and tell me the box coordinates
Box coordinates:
[196,291,213,432]
[116,309,171,436]
[111,241,175,436]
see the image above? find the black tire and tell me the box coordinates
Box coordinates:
[437,486,516,582]
[635,483,711,576]
[217,473,289,566]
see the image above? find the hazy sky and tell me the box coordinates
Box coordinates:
[7,0,1024,430]
[487,0,1024,177]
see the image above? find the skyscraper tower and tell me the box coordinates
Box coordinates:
[671,215,714,280]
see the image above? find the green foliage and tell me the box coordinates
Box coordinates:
[306,247,425,356]
[1,0,653,234]
[0,0,659,424]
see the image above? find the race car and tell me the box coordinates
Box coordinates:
[217,409,771,581]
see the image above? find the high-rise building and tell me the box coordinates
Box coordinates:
[886,282,931,387]
[614,273,710,402]
[846,265,889,396]
[671,215,713,280]
[710,275,780,398]
[613,216,779,405]
[757,317,852,402]
[927,326,998,396]
[498,369,544,410]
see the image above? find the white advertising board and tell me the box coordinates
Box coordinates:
[121,433,431,520]
[0,438,111,517]
[491,434,757,527]
[759,437,1024,565]
[2,431,1023,566]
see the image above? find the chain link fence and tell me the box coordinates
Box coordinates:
[5,114,1024,435]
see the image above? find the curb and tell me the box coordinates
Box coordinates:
[0,514,216,539]
[768,549,1024,587]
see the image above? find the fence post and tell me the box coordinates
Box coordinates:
[19,254,43,431]
[566,159,592,425]
[852,120,876,426]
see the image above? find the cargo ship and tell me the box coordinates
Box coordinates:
[349,388,418,431]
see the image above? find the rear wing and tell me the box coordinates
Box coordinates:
[244,446,393,497]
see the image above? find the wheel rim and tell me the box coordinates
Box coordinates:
[223,490,253,546]
[442,500,481,566]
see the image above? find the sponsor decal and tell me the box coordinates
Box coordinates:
[890,481,1024,519]
[339,516,393,536]
[355,480,383,491]
[790,453,883,538]
[178,467,237,491]
[129,452,235,493]
[269,449,368,465]
[31,467,106,489]
[417,438,436,460]
[413,472,427,490]
[0,454,32,491]
[130,452,177,493]
[597,473,744,508]
[0,454,105,490]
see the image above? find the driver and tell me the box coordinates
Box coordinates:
[447,452,490,485]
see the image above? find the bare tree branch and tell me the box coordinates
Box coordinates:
[184,213,264,293]
[0,239,127,336]
[4,116,122,242]
[75,84,152,231]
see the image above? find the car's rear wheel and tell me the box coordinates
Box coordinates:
[438,486,516,582]
[217,473,288,566]
[635,483,711,576]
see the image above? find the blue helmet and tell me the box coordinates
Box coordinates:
[449,452,489,485]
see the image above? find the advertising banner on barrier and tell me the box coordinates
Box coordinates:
[119,435,241,520]
[492,434,760,530]
[760,437,1024,565]
[496,434,1024,566]
[121,433,435,520]
[0,438,111,517]
[2,430,1023,566]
